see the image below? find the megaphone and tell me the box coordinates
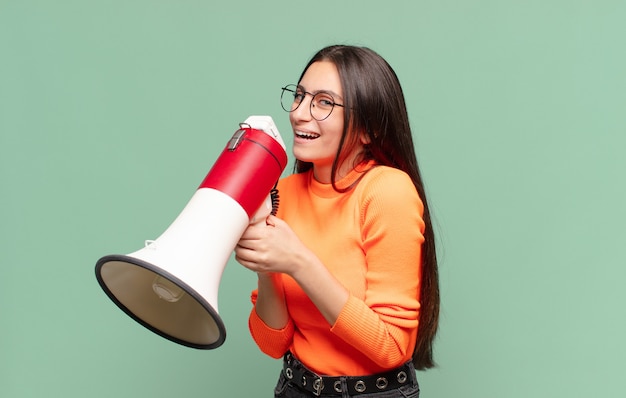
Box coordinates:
[95,115,288,349]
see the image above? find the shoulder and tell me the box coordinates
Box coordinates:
[356,166,423,212]
[359,166,416,195]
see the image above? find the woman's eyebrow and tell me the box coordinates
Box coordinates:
[297,84,344,101]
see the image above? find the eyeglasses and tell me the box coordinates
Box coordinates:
[280,84,345,121]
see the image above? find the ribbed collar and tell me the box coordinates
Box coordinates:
[308,160,377,198]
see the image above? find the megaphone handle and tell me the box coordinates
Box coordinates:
[250,194,274,225]
[249,182,280,225]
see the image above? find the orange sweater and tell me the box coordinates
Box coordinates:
[248,161,425,376]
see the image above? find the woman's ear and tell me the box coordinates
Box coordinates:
[360,130,372,145]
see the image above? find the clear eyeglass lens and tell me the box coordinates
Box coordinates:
[280,85,298,112]
[310,93,335,120]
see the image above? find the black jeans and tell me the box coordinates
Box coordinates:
[274,354,420,398]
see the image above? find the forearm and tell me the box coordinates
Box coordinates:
[331,295,418,368]
[254,272,289,329]
[290,250,350,326]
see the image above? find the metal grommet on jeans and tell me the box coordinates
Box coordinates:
[333,380,342,393]
[354,380,366,393]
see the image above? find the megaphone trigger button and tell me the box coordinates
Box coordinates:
[227,129,246,151]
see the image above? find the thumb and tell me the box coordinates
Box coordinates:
[265,214,278,227]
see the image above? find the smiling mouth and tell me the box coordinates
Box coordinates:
[295,131,320,140]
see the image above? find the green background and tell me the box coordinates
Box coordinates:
[2,0,625,396]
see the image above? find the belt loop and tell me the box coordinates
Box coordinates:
[407,360,418,386]
[340,377,349,398]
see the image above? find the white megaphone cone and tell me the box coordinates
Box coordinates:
[95,116,287,349]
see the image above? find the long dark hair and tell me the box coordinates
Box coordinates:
[294,45,440,370]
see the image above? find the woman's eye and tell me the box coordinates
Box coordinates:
[316,96,334,107]
[294,92,306,102]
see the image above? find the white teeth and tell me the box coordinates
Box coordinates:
[295,131,320,140]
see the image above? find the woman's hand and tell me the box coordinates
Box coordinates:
[235,214,306,329]
[236,215,349,326]
[234,215,309,276]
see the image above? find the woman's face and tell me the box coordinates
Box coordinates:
[289,61,349,183]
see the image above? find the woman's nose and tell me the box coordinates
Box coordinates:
[291,95,313,122]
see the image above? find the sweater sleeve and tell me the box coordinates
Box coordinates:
[248,289,295,358]
[330,169,425,368]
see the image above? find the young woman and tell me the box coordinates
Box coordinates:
[235,45,439,397]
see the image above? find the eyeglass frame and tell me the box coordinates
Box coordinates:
[280,84,345,121]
